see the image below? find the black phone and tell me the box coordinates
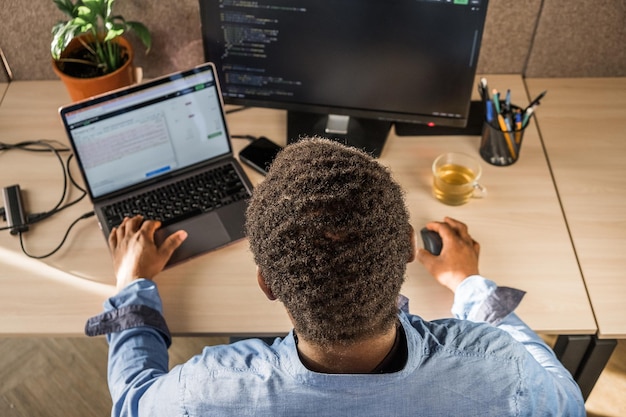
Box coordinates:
[238,137,283,175]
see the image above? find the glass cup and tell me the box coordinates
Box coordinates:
[432,152,487,206]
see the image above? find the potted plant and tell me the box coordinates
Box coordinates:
[51,0,152,101]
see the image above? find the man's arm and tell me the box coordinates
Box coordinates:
[451,275,585,414]
[417,217,585,415]
[104,280,172,417]
[85,216,187,417]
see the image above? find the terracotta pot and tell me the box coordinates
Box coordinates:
[52,35,135,102]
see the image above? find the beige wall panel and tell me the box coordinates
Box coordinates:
[477,0,542,74]
[525,0,626,77]
[1,0,67,81]
[115,0,205,79]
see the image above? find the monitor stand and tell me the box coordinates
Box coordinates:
[394,100,485,136]
[287,111,392,158]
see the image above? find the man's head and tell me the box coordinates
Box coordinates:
[246,138,413,347]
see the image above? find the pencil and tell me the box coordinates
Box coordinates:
[497,114,517,160]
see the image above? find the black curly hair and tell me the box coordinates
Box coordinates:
[246,138,412,347]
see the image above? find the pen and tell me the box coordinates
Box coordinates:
[522,107,535,127]
[478,78,489,102]
[497,113,517,160]
[526,90,547,112]
[492,89,501,114]
[485,99,494,123]
[514,111,522,144]
[504,89,511,112]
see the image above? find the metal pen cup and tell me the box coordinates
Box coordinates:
[479,105,527,167]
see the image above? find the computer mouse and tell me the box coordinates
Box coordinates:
[420,227,443,256]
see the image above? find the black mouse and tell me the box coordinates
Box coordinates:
[420,227,443,256]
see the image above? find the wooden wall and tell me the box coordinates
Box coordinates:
[0,0,624,83]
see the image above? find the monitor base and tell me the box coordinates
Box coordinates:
[287,111,392,158]
[394,100,485,136]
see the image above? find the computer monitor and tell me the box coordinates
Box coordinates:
[200,0,489,156]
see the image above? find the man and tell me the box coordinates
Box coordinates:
[86,138,585,416]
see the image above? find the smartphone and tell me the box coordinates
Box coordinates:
[238,137,283,175]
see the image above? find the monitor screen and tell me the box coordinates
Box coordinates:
[200,0,489,155]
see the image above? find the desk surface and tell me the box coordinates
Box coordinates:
[527,77,626,339]
[0,76,596,336]
[0,82,7,104]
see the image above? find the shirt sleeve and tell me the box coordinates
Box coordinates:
[451,274,526,325]
[86,279,175,417]
[84,279,171,346]
[453,275,586,415]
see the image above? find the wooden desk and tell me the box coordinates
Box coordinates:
[527,78,626,338]
[525,77,625,398]
[0,76,595,337]
[526,78,626,339]
[0,82,7,105]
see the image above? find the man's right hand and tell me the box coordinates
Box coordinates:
[109,216,187,291]
[416,217,480,293]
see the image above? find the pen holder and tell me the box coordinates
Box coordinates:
[479,105,527,166]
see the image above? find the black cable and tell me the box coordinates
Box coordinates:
[224,106,249,115]
[32,140,68,215]
[67,153,87,193]
[0,139,70,153]
[18,211,95,259]
[0,139,91,257]
[0,139,72,222]
[26,154,87,224]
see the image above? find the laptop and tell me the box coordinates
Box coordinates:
[59,63,254,266]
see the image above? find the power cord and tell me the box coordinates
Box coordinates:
[1,139,95,258]
[225,106,249,115]
[19,211,95,259]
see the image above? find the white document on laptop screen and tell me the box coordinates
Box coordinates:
[69,77,230,198]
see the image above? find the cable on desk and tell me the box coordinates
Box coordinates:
[225,106,249,115]
[0,140,86,227]
[0,140,91,257]
[0,139,70,153]
[25,153,87,225]
[18,211,95,259]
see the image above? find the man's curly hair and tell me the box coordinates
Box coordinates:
[246,138,412,347]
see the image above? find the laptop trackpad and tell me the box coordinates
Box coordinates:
[154,212,231,266]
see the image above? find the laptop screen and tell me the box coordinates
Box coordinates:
[60,64,232,199]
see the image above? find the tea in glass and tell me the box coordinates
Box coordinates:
[432,153,486,206]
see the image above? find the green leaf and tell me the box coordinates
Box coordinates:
[103,23,125,42]
[76,5,91,15]
[53,0,77,18]
[82,0,104,18]
[71,16,89,28]
[51,0,151,71]
[108,15,126,27]
[51,22,82,59]
[126,21,152,52]
[106,0,116,17]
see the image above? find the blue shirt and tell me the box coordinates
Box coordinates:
[94,275,585,416]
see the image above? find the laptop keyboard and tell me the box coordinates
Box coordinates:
[102,163,249,230]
